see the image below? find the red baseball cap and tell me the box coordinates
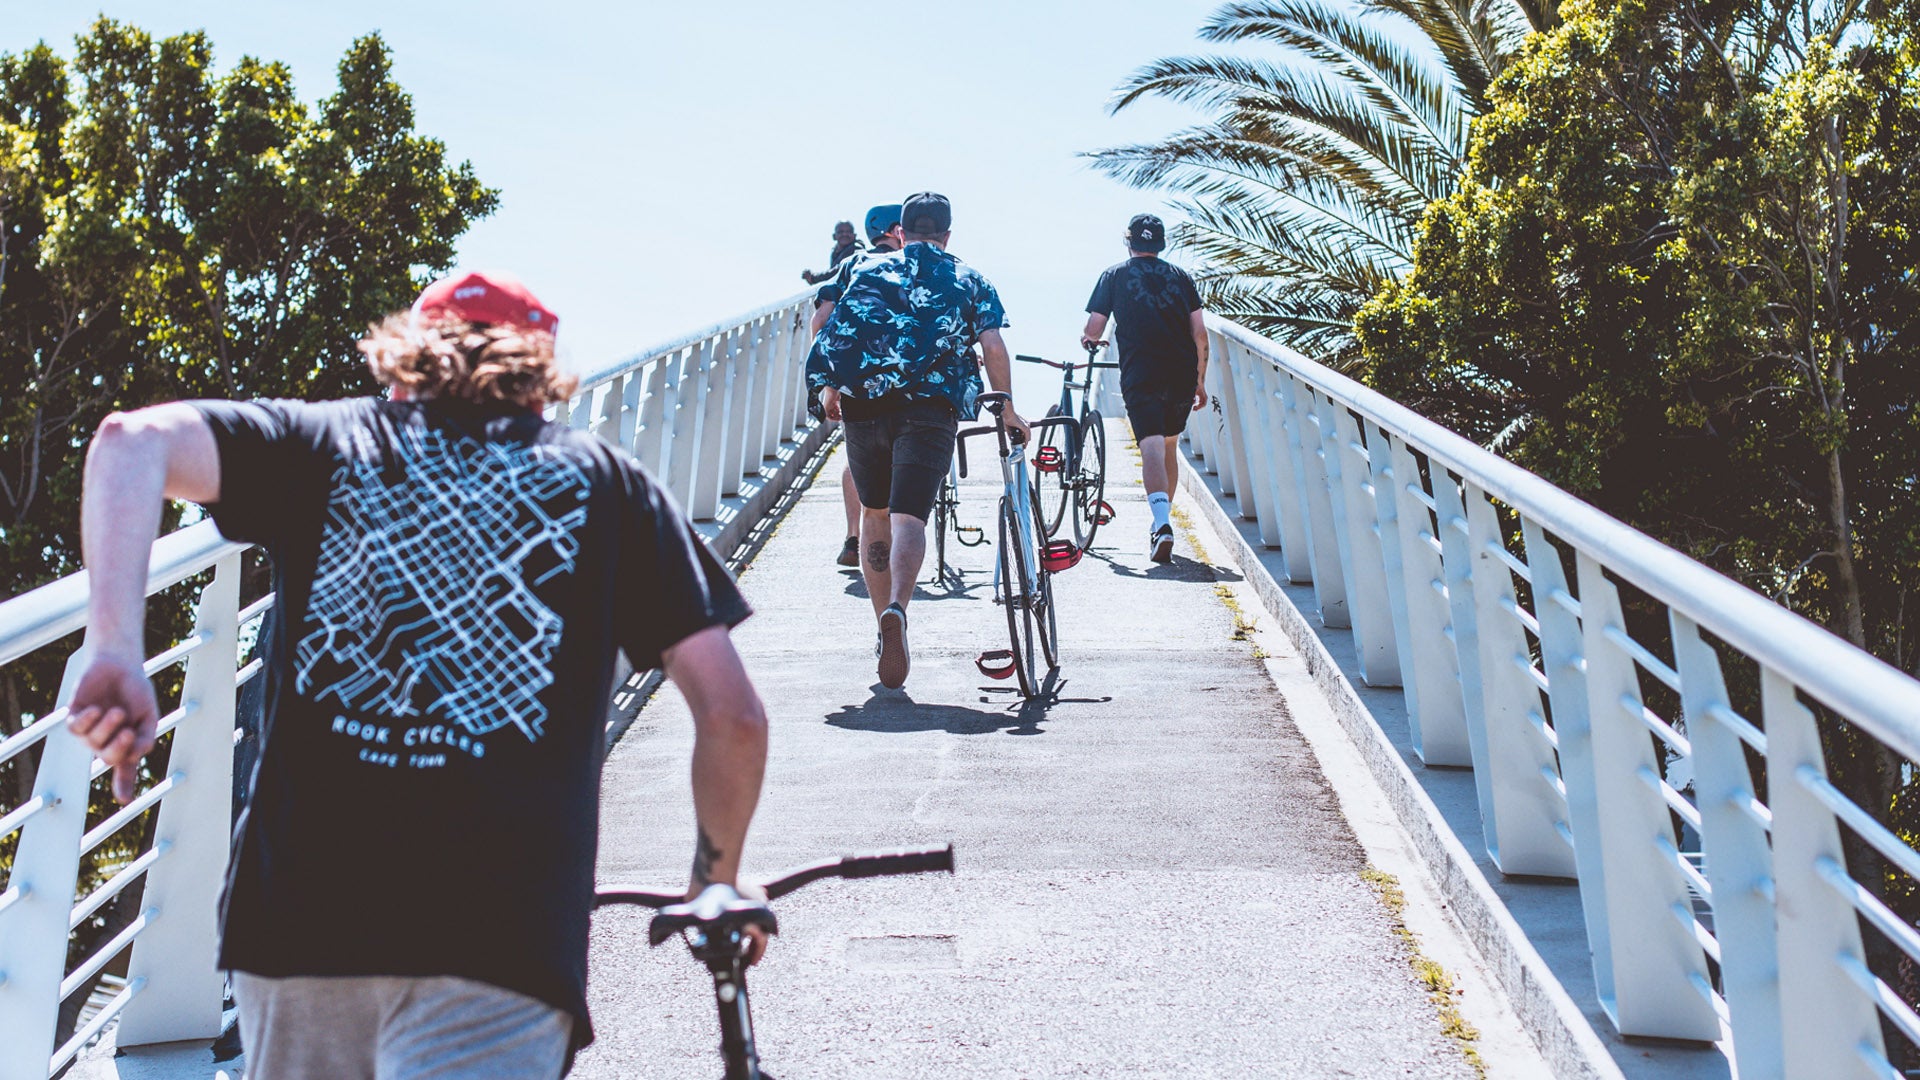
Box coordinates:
[413,270,559,336]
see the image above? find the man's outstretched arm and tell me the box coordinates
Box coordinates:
[1080,312,1109,348]
[70,405,222,802]
[663,623,769,906]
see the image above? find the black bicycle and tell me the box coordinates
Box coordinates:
[957,393,1079,696]
[595,846,956,1080]
[1018,342,1119,552]
[929,460,986,586]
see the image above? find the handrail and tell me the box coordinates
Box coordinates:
[1193,311,1920,1079]
[0,523,244,669]
[569,289,814,393]
[1209,318,1920,760]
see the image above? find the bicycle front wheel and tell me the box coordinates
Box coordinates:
[1032,406,1072,539]
[932,476,951,584]
[997,494,1039,697]
[1073,411,1109,551]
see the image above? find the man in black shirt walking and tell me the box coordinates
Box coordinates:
[1082,213,1210,563]
[66,271,769,1078]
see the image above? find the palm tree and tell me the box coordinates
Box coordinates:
[1089,0,1545,367]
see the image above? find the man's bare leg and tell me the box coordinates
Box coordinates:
[887,513,928,610]
[1164,437,1180,500]
[860,506,892,619]
[841,467,861,540]
[1139,434,1170,497]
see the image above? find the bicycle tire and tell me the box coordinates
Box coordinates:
[1031,481,1059,671]
[1033,405,1072,539]
[1074,411,1109,551]
[997,494,1039,697]
[933,477,951,584]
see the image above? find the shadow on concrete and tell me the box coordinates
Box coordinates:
[1083,548,1242,584]
[825,673,1111,737]
[840,574,985,604]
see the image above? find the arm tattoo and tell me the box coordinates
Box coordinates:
[865,540,890,572]
[692,826,724,887]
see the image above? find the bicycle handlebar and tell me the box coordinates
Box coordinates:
[1014,352,1119,371]
[593,845,955,910]
[955,415,1077,478]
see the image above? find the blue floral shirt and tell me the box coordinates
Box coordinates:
[805,242,1009,418]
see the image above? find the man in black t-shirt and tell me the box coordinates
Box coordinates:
[1081,214,1210,564]
[65,271,769,1079]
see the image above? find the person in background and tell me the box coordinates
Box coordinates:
[1080,213,1208,564]
[807,192,1027,690]
[66,271,768,1078]
[814,203,905,567]
[802,220,863,285]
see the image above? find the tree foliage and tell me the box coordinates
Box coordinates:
[1087,0,1543,365]
[0,21,495,1027]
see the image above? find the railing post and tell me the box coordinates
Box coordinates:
[719,327,748,499]
[1213,335,1255,513]
[1229,342,1283,545]
[1765,669,1884,1078]
[1575,554,1719,1039]
[1669,613,1783,1079]
[690,334,732,519]
[1380,431,1470,763]
[671,341,709,512]
[1250,360,1310,573]
[0,653,92,1080]
[742,315,773,470]
[1325,404,1398,685]
[1198,344,1229,482]
[1461,488,1573,874]
[592,372,625,448]
[1520,518,1615,1000]
[119,555,240,1046]
[1276,376,1348,626]
[632,359,671,470]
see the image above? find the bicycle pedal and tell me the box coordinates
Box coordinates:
[1033,446,1065,473]
[1041,539,1083,573]
[976,651,1018,680]
[1091,501,1117,525]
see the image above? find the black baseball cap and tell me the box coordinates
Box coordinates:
[1127,213,1167,252]
[901,192,952,235]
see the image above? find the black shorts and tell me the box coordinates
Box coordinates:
[1122,380,1197,439]
[841,399,957,521]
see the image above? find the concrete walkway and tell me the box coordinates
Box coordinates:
[576,425,1512,1078]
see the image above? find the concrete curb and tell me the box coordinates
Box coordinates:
[1180,453,1624,1080]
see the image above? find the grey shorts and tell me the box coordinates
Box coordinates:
[841,399,958,521]
[232,971,572,1080]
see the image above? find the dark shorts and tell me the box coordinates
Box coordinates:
[1122,379,1197,439]
[841,399,957,521]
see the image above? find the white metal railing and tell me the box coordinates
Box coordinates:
[1190,314,1920,1079]
[0,292,819,1078]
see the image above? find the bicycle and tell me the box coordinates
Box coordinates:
[956,392,1079,697]
[1017,341,1120,552]
[595,846,956,1080]
[928,458,986,586]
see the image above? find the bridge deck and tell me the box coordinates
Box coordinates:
[578,426,1488,1078]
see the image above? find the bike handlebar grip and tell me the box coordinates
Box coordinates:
[838,845,956,879]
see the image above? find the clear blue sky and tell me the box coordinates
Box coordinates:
[7,0,1243,404]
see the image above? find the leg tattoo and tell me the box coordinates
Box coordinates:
[692,826,723,887]
[866,540,891,572]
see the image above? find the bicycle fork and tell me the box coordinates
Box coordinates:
[699,942,768,1080]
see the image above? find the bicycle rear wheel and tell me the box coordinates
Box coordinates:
[1031,482,1059,671]
[997,495,1039,696]
[1032,406,1072,539]
[1073,411,1109,550]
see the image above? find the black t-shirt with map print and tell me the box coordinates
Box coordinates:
[188,396,750,1052]
[1085,256,1205,390]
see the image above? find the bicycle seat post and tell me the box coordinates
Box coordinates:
[699,939,763,1080]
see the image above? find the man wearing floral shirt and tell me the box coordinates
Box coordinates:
[806,192,1029,689]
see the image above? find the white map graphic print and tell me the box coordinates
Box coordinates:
[295,425,591,742]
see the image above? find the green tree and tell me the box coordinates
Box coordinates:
[1087,0,1544,365]
[0,18,495,1043]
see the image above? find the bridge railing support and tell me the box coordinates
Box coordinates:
[0,293,820,1078]
[1188,314,1920,1078]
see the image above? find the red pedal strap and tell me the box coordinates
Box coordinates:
[976,650,1018,679]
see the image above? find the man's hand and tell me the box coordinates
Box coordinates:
[1079,334,1102,350]
[1004,408,1032,446]
[66,649,160,804]
[801,270,818,285]
[1194,385,1209,412]
[820,387,843,422]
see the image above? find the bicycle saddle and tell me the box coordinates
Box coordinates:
[977,391,1011,409]
[648,883,779,947]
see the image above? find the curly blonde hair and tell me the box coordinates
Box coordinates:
[359,314,578,409]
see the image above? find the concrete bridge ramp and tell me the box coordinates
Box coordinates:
[578,430,1538,1078]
